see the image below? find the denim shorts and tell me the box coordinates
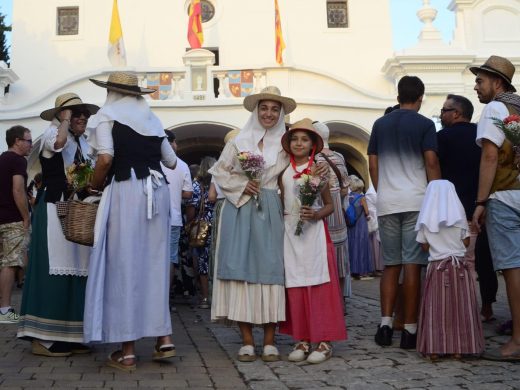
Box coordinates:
[486,199,520,271]
[169,226,181,265]
[378,211,427,266]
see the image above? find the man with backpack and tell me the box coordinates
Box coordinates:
[367,76,441,350]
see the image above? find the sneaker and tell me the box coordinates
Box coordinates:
[198,298,210,309]
[374,325,393,346]
[288,341,310,362]
[307,342,332,364]
[400,329,417,350]
[0,308,19,323]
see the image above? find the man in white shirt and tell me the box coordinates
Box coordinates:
[163,130,193,309]
[471,55,520,361]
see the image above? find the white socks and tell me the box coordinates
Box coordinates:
[380,316,393,328]
[404,323,417,335]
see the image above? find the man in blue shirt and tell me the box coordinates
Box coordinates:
[368,76,441,349]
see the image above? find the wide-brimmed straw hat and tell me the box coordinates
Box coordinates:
[470,55,516,92]
[89,72,155,95]
[281,118,324,154]
[40,92,99,121]
[243,86,297,114]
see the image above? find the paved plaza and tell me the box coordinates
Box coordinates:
[1,276,518,389]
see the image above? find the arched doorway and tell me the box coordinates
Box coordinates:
[326,121,371,188]
[167,122,236,165]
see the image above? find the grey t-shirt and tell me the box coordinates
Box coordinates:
[367,109,437,216]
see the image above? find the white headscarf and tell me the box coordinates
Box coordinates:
[415,180,467,233]
[234,105,286,168]
[86,91,164,145]
[313,121,330,148]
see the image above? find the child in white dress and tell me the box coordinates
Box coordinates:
[416,180,484,359]
[278,118,347,364]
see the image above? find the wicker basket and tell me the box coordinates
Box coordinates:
[64,199,98,246]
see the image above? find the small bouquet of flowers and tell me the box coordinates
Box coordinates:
[294,173,326,236]
[492,114,520,167]
[66,160,94,191]
[237,151,265,210]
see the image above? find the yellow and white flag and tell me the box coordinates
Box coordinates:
[108,0,126,66]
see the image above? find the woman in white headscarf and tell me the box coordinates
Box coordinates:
[209,86,296,362]
[84,72,178,371]
[313,121,352,298]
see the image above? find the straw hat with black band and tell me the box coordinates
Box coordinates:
[470,55,517,93]
[89,72,155,96]
[281,118,324,155]
[243,86,297,114]
[40,93,99,121]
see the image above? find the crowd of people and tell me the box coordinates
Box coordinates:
[0,53,519,370]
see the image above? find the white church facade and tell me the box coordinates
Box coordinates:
[0,0,519,185]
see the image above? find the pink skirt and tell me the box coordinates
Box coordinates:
[279,227,347,343]
[417,257,484,355]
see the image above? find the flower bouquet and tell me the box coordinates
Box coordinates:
[492,114,520,167]
[237,151,265,210]
[294,173,326,236]
[66,160,94,191]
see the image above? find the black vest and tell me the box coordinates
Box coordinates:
[39,151,68,203]
[109,121,165,182]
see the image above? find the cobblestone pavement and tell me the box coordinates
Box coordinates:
[1,276,518,389]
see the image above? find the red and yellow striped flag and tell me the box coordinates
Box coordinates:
[187,0,204,49]
[274,0,285,65]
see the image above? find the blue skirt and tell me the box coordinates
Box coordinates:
[216,189,284,285]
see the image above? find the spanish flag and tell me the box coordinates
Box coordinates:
[187,0,204,49]
[108,0,126,66]
[275,0,285,65]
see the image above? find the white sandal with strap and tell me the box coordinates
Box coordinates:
[307,342,332,364]
[288,341,310,362]
[153,343,176,361]
[107,351,137,372]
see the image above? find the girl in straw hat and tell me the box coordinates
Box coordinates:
[209,86,296,362]
[278,118,347,364]
[83,72,178,371]
[17,93,98,356]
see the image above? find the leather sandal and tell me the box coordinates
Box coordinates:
[107,351,136,372]
[152,343,176,361]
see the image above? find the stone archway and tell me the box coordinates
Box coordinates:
[325,121,371,188]
[167,122,236,165]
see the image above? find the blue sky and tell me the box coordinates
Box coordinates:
[0,0,454,53]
